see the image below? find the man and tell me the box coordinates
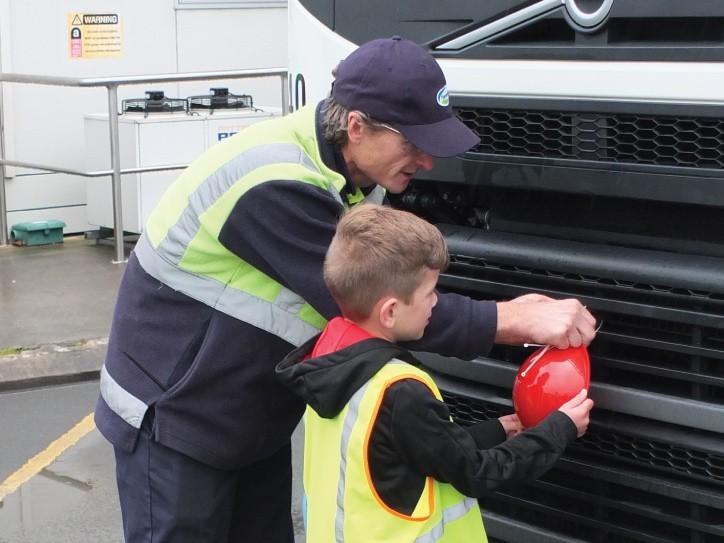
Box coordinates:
[95,36,596,542]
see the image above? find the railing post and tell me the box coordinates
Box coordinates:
[0,80,8,246]
[281,72,290,114]
[106,84,126,264]
[0,162,7,247]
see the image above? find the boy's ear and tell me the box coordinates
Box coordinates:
[378,297,398,329]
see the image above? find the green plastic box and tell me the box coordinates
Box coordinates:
[10,220,66,246]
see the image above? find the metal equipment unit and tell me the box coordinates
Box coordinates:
[85,89,280,234]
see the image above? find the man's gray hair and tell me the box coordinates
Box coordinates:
[322,98,379,148]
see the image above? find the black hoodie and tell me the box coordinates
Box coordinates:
[276,331,578,515]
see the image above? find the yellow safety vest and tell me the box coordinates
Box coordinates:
[304,360,488,543]
[137,103,385,346]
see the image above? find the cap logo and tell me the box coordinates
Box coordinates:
[436,86,450,107]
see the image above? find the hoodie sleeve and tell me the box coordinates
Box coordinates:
[385,379,578,497]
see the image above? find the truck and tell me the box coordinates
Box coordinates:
[288,1,724,541]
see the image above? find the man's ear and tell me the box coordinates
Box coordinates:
[378,297,398,330]
[347,111,364,145]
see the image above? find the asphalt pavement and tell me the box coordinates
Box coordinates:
[0,236,126,390]
[0,235,306,542]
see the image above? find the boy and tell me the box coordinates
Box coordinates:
[276,203,593,542]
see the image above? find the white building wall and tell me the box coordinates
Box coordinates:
[1,0,287,234]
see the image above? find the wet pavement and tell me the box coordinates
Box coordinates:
[0,236,125,350]
[0,236,306,542]
[0,381,122,543]
[0,430,122,543]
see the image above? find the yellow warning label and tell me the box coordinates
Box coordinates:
[68,13,123,59]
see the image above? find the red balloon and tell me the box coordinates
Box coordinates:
[513,345,590,428]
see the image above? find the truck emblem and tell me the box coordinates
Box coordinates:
[436,0,614,50]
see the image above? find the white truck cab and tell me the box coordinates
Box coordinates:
[289,2,724,541]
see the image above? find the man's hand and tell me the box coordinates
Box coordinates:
[495,294,597,349]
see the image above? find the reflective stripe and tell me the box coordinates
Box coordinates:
[135,233,321,347]
[336,386,366,542]
[134,140,335,347]
[414,497,479,543]
[158,143,324,263]
[138,140,382,347]
[100,364,148,429]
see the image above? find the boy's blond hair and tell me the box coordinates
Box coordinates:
[324,204,449,321]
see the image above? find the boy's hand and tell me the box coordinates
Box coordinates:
[558,389,594,437]
[498,414,524,438]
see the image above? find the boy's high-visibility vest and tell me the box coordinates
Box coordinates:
[304,360,488,543]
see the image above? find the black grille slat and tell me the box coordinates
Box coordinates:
[596,354,724,388]
[447,256,724,312]
[481,474,724,543]
[459,107,724,170]
[438,226,724,303]
[449,255,724,303]
[442,392,724,486]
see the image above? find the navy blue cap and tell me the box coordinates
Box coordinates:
[331,36,480,157]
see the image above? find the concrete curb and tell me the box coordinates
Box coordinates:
[0,337,107,390]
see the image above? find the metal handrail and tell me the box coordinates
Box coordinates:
[0,68,289,263]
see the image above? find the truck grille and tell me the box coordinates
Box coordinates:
[458,106,724,169]
[419,226,724,542]
[443,392,724,484]
[439,390,724,542]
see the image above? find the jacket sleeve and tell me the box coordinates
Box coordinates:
[402,292,497,360]
[218,179,498,359]
[388,379,578,497]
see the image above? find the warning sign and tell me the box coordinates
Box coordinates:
[68,13,123,59]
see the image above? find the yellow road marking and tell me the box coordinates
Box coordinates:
[0,412,96,502]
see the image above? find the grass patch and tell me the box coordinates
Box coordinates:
[0,346,24,356]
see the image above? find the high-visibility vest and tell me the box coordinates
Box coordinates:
[304,360,488,543]
[100,103,385,431]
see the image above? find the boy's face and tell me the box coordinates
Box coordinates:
[391,267,440,342]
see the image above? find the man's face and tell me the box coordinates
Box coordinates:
[343,115,435,194]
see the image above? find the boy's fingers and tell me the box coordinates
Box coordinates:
[562,389,587,408]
